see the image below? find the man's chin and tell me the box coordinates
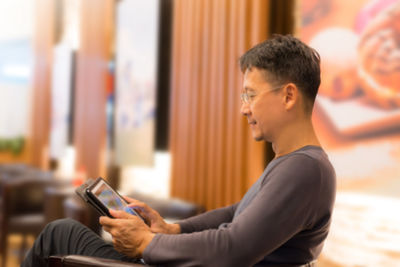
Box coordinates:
[250,128,266,141]
[252,134,264,142]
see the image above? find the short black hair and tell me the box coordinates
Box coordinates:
[239,34,321,111]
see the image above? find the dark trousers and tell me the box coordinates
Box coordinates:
[21,218,140,267]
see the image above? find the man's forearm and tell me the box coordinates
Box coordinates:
[178,203,238,233]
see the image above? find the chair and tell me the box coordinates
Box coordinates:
[49,255,150,267]
[0,165,33,264]
[0,170,54,266]
[0,164,31,211]
[0,163,30,177]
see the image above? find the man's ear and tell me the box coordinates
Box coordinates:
[282,83,298,110]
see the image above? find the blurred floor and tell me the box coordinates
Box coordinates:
[0,234,34,267]
[319,192,400,267]
[318,255,343,267]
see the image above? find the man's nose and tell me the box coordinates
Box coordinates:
[240,102,251,116]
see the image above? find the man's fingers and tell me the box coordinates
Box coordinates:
[110,209,134,219]
[102,225,112,233]
[127,202,151,214]
[127,205,147,215]
[127,201,147,210]
[123,196,143,205]
[123,196,154,218]
[99,215,115,226]
[125,206,145,217]
[100,211,132,226]
[124,196,147,207]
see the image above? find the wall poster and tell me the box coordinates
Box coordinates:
[115,0,159,166]
[299,0,400,266]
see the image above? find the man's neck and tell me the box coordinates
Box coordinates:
[272,119,320,159]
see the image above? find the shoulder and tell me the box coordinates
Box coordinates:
[265,147,336,189]
[260,147,336,224]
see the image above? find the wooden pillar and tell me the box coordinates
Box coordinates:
[169,0,273,210]
[30,0,57,169]
[245,0,271,187]
[73,0,114,179]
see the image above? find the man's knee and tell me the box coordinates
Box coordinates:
[44,218,86,236]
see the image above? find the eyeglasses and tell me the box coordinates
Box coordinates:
[240,86,283,104]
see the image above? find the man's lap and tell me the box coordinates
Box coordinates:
[22,218,139,267]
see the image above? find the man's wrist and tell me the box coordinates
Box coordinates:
[168,223,181,234]
[139,232,155,257]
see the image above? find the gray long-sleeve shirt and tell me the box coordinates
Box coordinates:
[143,146,336,267]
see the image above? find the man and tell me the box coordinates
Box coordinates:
[22,34,336,267]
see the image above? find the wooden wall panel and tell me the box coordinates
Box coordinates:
[29,0,56,169]
[170,0,273,210]
[73,0,114,179]
[246,0,270,187]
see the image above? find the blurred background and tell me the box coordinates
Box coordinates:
[0,0,399,266]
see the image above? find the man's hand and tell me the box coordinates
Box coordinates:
[124,196,181,235]
[100,210,155,258]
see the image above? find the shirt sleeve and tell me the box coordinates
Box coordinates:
[143,155,326,267]
[178,203,238,233]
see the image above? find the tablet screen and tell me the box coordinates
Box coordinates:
[92,182,127,211]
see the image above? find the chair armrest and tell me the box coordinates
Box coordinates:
[49,255,150,267]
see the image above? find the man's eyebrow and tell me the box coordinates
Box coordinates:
[244,86,255,92]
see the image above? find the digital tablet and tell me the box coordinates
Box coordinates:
[77,177,144,221]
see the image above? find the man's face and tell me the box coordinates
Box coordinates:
[240,68,284,142]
